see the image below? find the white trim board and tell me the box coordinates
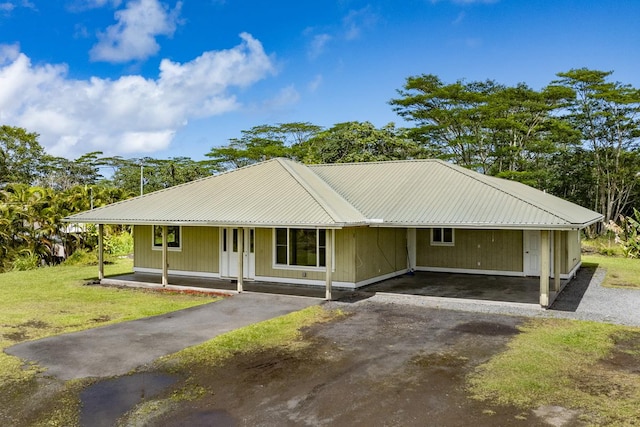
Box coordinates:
[133,267,221,279]
[416,266,576,280]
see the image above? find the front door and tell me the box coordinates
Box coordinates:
[221,228,255,279]
[523,230,540,276]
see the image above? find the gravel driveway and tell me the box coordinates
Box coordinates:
[368,266,640,327]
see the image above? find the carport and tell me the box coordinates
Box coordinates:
[101,270,548,306]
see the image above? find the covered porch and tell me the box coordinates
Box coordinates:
[99,269,568,307]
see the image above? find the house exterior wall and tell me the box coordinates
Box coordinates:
[254,227,356,283]
[562,230,581,274]
[416,229,523,273]
[133,225,219,273]
[355,227,407,282]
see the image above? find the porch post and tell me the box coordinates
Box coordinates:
[540,230,550,307]
[554,230,562,292]
[325,229,333,300]
[237,227,244,292]
[162,225,168,286]
[98,224,104,281]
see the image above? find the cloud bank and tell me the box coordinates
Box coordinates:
[0,33,275,157]
[90,0,183,63]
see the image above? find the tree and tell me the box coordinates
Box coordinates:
[39,151,111,190]
[206,122,322,171]
[553,68,640,227]
[109,157,215,195]
[0,125,48,186]
[389,75,576,187]
[295,121,423,164]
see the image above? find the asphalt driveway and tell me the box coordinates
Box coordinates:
[6,293,320,380]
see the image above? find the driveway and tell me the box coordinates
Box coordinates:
[6,293,320,380]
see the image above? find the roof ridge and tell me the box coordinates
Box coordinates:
[308,158,438,168]
[439,162,575,224]
[276,158,363,224]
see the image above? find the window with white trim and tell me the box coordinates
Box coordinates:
[152,225,181,250]
[275,228,326,267]
[431,227,454,246]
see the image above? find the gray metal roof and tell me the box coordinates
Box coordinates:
[310,160,602,229]
[66,158,603,229]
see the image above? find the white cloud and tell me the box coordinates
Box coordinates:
[308,74,323,92]
[0,2,15,12]
[342,7,377,41]
[0,33,276,157]
[67,0,123,12]
[307,33,332,60]
[90,0,182,63]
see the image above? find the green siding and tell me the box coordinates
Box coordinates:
[134,225,219,273]
[416,229,523,272]
[355,227,407,282]
[563,230,581,274]
[255,228,356,283]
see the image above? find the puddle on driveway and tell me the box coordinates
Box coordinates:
[80,372,177,427]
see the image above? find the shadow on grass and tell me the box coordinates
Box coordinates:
[549,263,598,312]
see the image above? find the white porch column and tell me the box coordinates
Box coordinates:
[540,230,550,307]
[407,228,416,271]
[554,230,562,292]
[162,225,168,286]
[237,227,244,292]
[325,229,333,300]
[98,224,104,281]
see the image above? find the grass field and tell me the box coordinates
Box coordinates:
[582,254,640,289]
[0,259,217,388]
[468,318,640,425]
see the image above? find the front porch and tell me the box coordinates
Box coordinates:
[100,270,569,307]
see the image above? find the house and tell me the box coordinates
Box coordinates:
[65,158,603,307]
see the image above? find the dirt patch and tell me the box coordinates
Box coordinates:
[601,331,640,374]
[20,320,49,329]
[152,303,558,426]
[453,320,520,336]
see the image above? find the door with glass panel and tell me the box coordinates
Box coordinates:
[221,228,255,279]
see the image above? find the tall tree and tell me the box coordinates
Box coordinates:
[295,121,423,164]
[206,122,322,170]
[0,126,47,186]
[554,68,640,226]
[389,75,575,186]
[109,157,214,195]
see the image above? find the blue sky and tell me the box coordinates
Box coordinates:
[0,0,638,161]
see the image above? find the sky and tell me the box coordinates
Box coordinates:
[0,0,639,162]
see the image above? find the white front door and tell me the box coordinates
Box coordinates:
[221,228,255,279]
[523,230,540,276]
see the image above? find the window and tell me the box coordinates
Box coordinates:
[275,228,326,267]
[153,225,181,250]
[431,227,454,246]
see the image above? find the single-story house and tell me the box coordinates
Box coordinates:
[65,158,603,307]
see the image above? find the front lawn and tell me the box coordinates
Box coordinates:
[582,254,640,289]
[0,259,217,388]
[468,318,640,425]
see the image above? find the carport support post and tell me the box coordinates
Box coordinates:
[325,229,333,300]
[162,225,168,286]
[98,224,104,281]
[554,230,561,293]
[540,230,550,307]
[237,227,244,293]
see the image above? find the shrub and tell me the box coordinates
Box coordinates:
[605,208,640,259]
[104,231,133,256]
[63,249,98,266]
[12,254,40,271]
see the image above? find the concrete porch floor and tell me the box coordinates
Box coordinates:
[103,271,556,305]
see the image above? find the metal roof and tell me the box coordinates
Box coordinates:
[66,158,603,229]
[310,160,603,229]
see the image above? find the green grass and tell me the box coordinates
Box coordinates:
[0,259,217,387]
[158,305,341,371]
[468,318,640,425]
[582,254,640,289]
